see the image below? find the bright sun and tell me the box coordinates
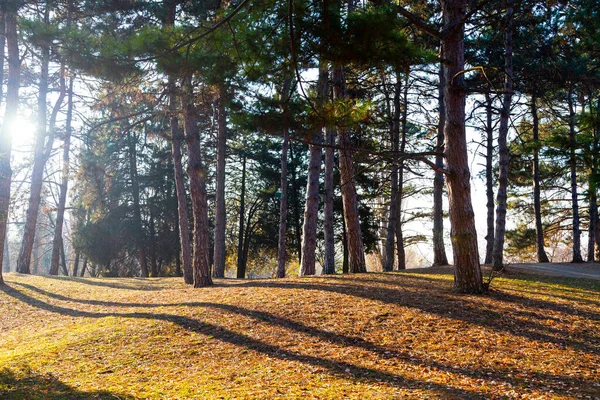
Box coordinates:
[9,115,37,148]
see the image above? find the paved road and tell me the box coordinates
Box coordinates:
[507,262,600,280]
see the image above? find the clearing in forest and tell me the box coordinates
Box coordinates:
[0,269,599,399]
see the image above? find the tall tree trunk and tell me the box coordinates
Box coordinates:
[442,0,483,293]
[491,0,515,271]
[396,73,409,270]
[300,66,327,276]
[213,86,227,278]
[236,151,247,279]
[169,89,193,283]
[586,99,598,262]
[164,3,193,284]
[531,96,550,263]
[568,86,583,263]
[50,76,73,275]
[299,130,322,276]
[432,66,450,267]
[332,64,367,273]
[484,93,495,264]
[182,81,213,287]
[322,124,336,274]
[0,8,19,284]
[384,78,400,272]
[17,10,54,274]
[127,131,150,277]
[277,127,289,278]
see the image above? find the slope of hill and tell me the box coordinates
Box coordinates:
[0,269,599,399]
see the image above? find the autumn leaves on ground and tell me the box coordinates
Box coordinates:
[0,269,599,399]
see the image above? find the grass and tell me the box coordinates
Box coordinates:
[0,267,599,399]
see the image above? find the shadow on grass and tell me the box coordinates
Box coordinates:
[2,282,599,397]
[0,284,484,398]
[0,368,132,399]
[40,275,167,291]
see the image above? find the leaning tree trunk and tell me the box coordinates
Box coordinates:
[50,76,73,275]
[332,64,367,273]
[384,78,400,272]
[568,86,583,263]
[531,96,550,263]
[17,20,66,274]
[432,66,450,267]
[276,127,289,278]
[442,0,483,293]
[491,0,514,272]
[182,81,213,287]
[164,1,193,284]
[300,65,327,276]
[213,85,227,278]
[484,93,495,264]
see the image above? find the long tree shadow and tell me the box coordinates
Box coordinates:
[0,368,132,399]
[235,280,600,354]
[2,284,598,397]
[40,275,167,291]
[0,284,484,398]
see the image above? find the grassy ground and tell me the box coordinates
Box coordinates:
[0,267,599,399]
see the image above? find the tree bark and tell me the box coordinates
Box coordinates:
[182,81,213,287]
[483,93,495,264]
[396,73,409,270]
[491,0,514,272]
[322,124,336,274]
[164,2,193,284]
[433,66,450,267]
[276,127,289,278]
[384,78,400,272]
[332,64,367,273]
[531,96,550,263]
[568,86,583,263]
[299,130,323,276]
[236,150,247,279]
[300,66,327,276]
[213,85,227,278]
[442,0,483,293]
[50,76,74,275]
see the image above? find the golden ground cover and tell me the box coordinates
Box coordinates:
[0,267,599,399]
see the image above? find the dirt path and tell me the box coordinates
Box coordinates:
[507,262,600,280]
